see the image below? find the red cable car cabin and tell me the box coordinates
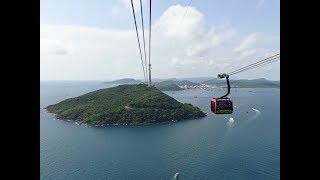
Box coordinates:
[211,98,233,114]
[211,73,234,114]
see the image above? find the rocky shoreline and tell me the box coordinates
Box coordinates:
[46,108,204,128]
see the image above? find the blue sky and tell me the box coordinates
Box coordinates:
[40,0,280,80]
[41,0,279,32]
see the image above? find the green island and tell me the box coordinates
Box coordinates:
[46,84,206,126]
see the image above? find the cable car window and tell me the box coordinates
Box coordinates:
[216,100,232,110]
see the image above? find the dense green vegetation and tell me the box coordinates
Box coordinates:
[46,84,206,126]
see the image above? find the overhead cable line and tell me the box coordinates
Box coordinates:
[227,53,280,76]
[147,0,152,86]
[130,0,147,83]
[229,57,279,76]
[228,53,280,76]
[229,55,279,75]
[139,0,148,81]
[228,53,279,75]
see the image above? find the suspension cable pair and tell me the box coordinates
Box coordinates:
[130,0,152,85]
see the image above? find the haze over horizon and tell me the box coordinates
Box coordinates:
[40,0,280,81]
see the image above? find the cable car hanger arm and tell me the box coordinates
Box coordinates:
[217,73,230,98]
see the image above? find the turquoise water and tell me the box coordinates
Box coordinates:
[40,81,280,180]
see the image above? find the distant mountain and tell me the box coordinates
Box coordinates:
[104,78,279,89]
[174,80,200,87]
[202,78,280,88]
[152,78,178,82]
[105,78,142,85]
[153,77,215,83]
[154,80,183,91]
[154,80,203,91]
[272,81,280,86]
[179,77,215,83]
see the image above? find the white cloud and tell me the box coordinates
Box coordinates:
[40,38,75,56]
[40,5,279,80]
[241,49,256,57]
[211,28,236,47]
[153,5,203,40]
[185,42,210,57]
[171,57,184,69]
[233,33,257,52]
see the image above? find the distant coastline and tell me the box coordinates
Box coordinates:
[103,77,280,91]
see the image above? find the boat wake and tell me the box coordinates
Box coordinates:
[172,173,179,180]
[248,107,261,122]
[226,117,235,127]
[252,108,261,117]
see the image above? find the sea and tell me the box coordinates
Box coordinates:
[40,81,280,180]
